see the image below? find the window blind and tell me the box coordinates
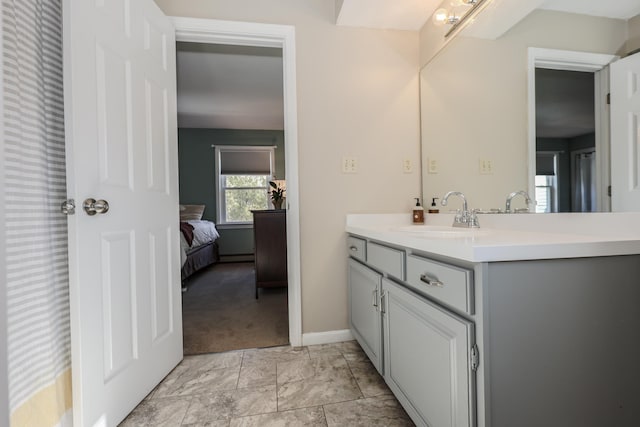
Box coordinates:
[536,153,556,176]
[219,149,272,175]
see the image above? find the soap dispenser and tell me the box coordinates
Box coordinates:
[428,197,440,214]
[412,198,425,224]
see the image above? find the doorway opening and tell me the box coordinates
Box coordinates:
[527,48,618,213]
[534,68,596,213]
[173,18,302,351]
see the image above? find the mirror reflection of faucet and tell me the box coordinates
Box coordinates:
[505,190,534,213]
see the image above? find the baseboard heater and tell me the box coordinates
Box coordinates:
[219,253,255,263]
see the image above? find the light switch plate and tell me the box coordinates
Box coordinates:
[342,156,358,173]
[479,159,493,174]
[427,158,438,174]
[402,159,413,173]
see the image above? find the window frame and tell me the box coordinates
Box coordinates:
[534,152,559,213]
[214,145,275,228]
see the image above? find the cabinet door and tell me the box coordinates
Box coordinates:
[348,259,383,373]
[382,278,476,427]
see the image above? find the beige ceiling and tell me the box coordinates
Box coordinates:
[336,0,640,31]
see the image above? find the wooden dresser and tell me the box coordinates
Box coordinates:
[252,209,287,298]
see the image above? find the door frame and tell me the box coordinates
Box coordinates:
[527,47,618,212]
[172,17,302,347]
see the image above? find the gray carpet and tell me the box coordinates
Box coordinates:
[182,262,289,355]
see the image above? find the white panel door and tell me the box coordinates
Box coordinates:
[63,0,182,426]
[611,52,640,211]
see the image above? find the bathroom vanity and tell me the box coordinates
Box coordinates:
[346,213,640,427]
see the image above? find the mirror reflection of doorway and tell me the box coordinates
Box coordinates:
[534,68,597,213]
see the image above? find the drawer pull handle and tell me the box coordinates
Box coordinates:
[349,246,358,252]
[420,274,444,288]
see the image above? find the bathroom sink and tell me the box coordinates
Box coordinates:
[392,225,489,237]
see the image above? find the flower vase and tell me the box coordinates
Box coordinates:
[273,199,283,210]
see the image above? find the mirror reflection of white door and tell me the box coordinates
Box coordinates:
[611,52,640,212]
[63,0,182,425]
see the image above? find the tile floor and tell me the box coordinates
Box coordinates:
[120,340,415,426]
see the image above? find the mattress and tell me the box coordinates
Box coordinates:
[180,220,220,267]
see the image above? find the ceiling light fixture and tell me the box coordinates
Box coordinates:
[432,0,486,37]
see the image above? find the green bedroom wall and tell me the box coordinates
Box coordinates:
[178,128,286,256]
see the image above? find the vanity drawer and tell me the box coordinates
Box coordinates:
[368,242,405,280]
[406,254,474,315]
[347,236,366,262]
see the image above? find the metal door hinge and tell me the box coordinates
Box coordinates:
[471,344,480,372]
[61,199,75,215]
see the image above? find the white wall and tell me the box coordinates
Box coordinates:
[420,10,627,210]
[153,0,421,334]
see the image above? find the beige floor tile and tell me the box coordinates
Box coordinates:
[181,385,277,423]
[277,355,349,384]
[153,365,240,397]
[124,343,413,426]
[181,421,230,427]
[238,360,277,388]
[277,355,362,410]
[307,340,364,359]
[229,406,327,427]
[119,396,191,426]
[347,359,392,397]
[184,351,244,371]
[242,345,309,366]
[323,396,414,426]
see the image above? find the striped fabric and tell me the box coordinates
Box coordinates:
[2,0,72,425]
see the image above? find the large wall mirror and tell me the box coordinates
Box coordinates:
[420,9,631,213]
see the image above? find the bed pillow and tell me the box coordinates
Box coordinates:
[179,204,205,221]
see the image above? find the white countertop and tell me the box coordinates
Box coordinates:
[346,213,640,262]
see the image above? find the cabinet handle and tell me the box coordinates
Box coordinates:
[420,274,444,288]
[372,289,378,309]
[349,246,358,252]
[380,291,387,314]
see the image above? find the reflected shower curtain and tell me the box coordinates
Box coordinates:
[572,151,596,212]
[2,0,72,426]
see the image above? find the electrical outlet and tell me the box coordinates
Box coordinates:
[402,159,413,173]
[427,158,439,174]
[342,156,358,173]
[479,159,493,175]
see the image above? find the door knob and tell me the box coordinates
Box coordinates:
[83,198,109,215]
[61,199,76,215]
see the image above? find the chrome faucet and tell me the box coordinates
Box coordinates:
[505,190,532,213]
[441,191,480,228]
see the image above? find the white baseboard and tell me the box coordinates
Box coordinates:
[301,329,353,346]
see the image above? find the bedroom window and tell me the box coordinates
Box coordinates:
[215,146,275,226]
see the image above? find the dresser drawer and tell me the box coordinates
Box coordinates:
[347,236,366,262]
[368,242,405,280]
[406,254,474,314]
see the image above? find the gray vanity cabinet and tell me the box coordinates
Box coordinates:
[382,278,476,427]
[348,228,640,426]
[347,258,383,373]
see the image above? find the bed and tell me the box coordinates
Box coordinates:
[180,219,220,284]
